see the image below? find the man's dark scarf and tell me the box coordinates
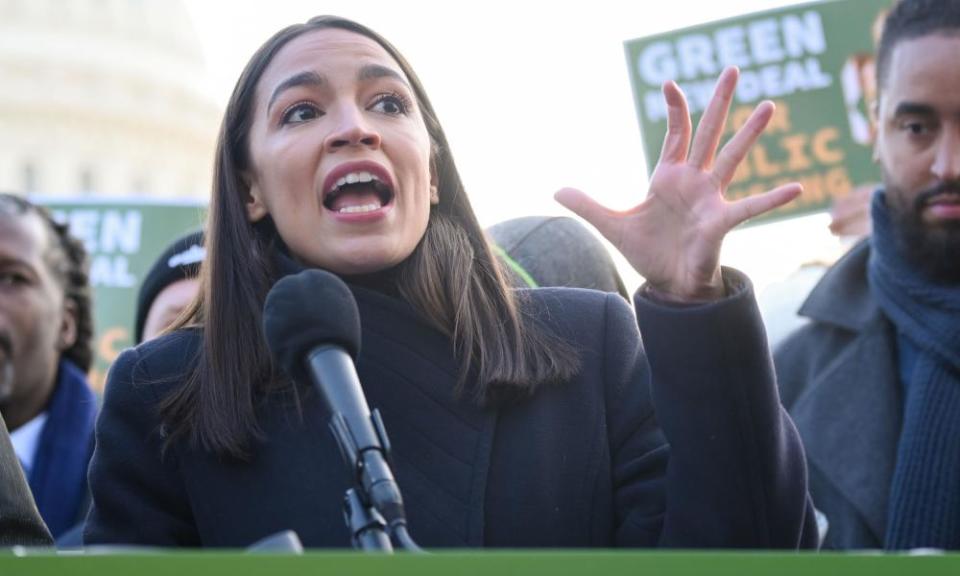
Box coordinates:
[868,191,960,550]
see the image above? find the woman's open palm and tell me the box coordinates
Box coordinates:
[556,67,801,301]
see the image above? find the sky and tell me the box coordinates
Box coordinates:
[181,0,851,293]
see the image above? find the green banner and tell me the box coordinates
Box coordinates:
[624,0,893,223]
[3,551,960,576]
[34,197,207,393]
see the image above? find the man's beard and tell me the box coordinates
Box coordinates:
[885,181,960,283]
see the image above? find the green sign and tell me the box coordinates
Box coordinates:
[624,0,892,223]
[35,197,206,393]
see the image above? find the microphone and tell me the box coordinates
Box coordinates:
[263,269,415,550]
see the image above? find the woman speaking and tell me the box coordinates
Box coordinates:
[84,16,815,549]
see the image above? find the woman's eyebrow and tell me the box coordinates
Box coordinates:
[358,63,410,89]
[267,71,325,116]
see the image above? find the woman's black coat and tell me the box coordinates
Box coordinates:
[84,273,816,548]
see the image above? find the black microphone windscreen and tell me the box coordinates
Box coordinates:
[262,269,361,382]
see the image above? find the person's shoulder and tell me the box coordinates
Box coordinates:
[521,286,630,317]
[775,241,874,367]
[134,328,202,366]
[106,328,202,402]
[774,320,824,368]
[798,240,872,321]
[518,286,635,342]
[774,316,854,407]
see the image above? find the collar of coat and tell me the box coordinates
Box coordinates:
[799,239,882,331]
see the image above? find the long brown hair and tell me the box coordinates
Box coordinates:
[161,16,579,458]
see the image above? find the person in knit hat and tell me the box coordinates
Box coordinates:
[134,230,204,344]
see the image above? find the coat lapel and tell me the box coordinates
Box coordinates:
[790,241,901,544]
[792,262,900,543]
[350,286,497,547]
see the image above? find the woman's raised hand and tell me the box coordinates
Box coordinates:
[555,67,801,302]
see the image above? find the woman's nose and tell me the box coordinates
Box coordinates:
[323,106,381,152]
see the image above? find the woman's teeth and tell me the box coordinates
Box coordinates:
[326,170,391,213]
[333,171,379,190]
[338,202,382,214]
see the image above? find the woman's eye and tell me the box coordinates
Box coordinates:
[370,93,411,116]
[281,102,322,125]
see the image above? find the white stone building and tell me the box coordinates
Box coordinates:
[0,0,220,199]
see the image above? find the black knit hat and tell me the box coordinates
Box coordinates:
[134,229,205,343]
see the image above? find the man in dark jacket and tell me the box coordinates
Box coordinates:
[0,412,52,546]
[775,0,960,550]
[0,193,96,543]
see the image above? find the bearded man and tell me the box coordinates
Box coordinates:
[775,0,960,550]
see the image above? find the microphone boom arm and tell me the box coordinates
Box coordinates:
[307,346,422,552]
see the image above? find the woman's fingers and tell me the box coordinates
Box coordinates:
[712,100,775,188]
[726,182,802,228]
[554,187,624,246]
[688,66,739,170]
[659,81,692,164]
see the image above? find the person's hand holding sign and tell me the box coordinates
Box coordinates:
[556,67,802,302]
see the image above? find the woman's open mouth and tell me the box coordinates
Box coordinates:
[323,170,395,215]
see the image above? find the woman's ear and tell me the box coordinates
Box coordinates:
[429,153,440,205]
[244,175,269,222]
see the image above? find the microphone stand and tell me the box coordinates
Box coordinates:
[342,488,391,551]
[329,411,423,552]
